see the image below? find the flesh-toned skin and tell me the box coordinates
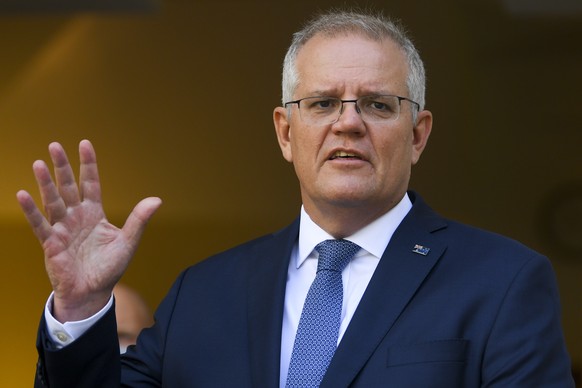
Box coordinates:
[16,33,432,325]
[16,140,161,322]
[274,33,433,238]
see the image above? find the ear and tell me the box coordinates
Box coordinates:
[273,106,293,163]
[411,109,433,165]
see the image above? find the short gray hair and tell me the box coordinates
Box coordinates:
[281,9,427,113]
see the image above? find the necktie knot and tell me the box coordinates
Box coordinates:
[315,239,361,273]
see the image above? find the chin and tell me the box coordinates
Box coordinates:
[323,191,375,209]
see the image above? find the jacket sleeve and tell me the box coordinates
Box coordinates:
[35,270,189,388]
[35,304,121,388]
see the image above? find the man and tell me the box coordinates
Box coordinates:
[18,9,574,387]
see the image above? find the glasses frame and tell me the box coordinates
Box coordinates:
[284,94,421,125]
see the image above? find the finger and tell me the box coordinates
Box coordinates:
[16,190,53,244]
[33,159,67,223]
[48,142,81,207]
[78,140,102,204]
[121,197,162,248]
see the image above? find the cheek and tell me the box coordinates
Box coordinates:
[291,129,325,164]
[375,132,414,169]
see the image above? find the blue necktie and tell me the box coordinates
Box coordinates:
[286,239,361,388]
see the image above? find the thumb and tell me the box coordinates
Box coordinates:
[122,197,162,246]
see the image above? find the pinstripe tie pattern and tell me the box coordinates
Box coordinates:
[286,239,361,388]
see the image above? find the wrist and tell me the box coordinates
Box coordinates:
[45,292,114,347]
[52,291,112,323]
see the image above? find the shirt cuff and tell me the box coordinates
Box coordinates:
[44,292,114,348]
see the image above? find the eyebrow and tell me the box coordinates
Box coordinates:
[304,89,396,98]
[304,89,337,97]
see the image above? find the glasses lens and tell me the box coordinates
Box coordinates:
[294,95,405,125]
[358,95,400,123]
[299,97,342,125]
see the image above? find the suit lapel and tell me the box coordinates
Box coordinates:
[246,219,299,387]
[322,195,448,387]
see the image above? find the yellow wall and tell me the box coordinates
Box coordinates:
[1,1,581,385]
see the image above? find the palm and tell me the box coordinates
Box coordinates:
[44,201,124,298]
[17,140,161,321]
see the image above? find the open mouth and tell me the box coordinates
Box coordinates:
[330,151,363,160]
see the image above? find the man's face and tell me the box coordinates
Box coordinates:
[274,33,432,226]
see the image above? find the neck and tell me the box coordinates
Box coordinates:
[303,196,404,239]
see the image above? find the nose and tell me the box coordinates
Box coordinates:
[332,101,366,135]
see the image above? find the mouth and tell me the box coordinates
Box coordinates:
[329,150,364,161]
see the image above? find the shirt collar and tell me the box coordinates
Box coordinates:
[296,193,413,268]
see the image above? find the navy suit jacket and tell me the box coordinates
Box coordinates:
[35,193,574,387]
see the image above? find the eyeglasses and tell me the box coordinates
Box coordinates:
[284,95,420,125]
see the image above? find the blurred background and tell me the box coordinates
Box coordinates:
[1,0,581,385]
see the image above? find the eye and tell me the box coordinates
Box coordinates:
[306,98,340,111]
[368,98,395,112]
[361,96,399,116]
[371,101,389,111]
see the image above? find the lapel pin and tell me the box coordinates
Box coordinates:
[412,244,430,256]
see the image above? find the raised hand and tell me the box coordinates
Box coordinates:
[16,140,162,323]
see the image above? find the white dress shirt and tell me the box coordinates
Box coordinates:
[45,292,113,347]
[279,194,412,386]
[45,194,413,385]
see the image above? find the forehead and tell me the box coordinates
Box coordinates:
[295,33,408,95]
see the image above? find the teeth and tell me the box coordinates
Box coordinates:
[333,151,359,159]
